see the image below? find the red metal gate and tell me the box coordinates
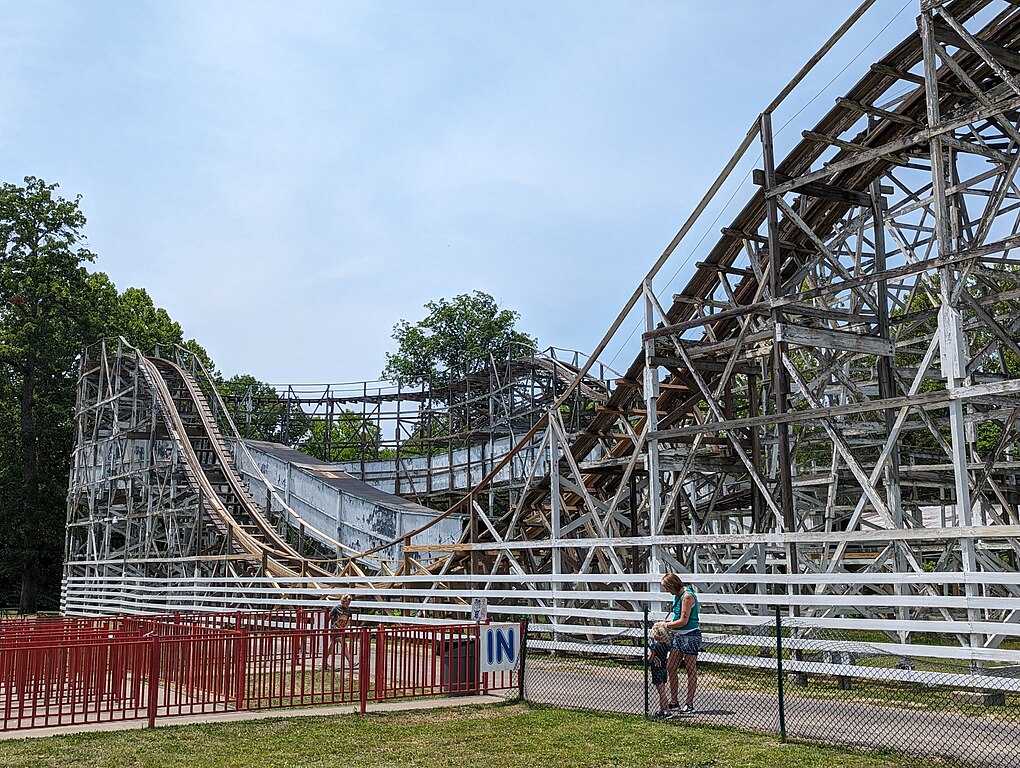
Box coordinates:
[0,612,521,732]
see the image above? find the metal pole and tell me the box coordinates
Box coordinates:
[776,605,786,742]
[643,606,650,717]
[518,617,528,702]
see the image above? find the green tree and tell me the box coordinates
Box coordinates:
[299,411,395,462]
[217,374,310,444]
[0,178,221,611]
[381,291,536,388]
[0,177,97,612]
[110,283,216,372]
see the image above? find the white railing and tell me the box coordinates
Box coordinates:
[62,571,1020,649]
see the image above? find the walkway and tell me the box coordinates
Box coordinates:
[0,694,504,741]
[524,658,1016,768]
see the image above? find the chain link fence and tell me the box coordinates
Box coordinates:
[520,609,1020,768]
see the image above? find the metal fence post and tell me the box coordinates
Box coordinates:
[146,635,160,728]
[233,630,248,711]
[776,605,786,742]
[643,606,649,717]
[518,617,528,702]
[374,624,385,702]
[480,620,489,696]
[358,627,370,714]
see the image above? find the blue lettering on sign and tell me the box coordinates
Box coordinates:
[496,628,515,663]
[481,624,522,671]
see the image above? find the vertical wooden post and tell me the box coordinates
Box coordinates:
[920,6,981,656]
[642,278,662,571]
[760,111,798,581]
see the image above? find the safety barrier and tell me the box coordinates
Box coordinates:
[0,612,521,732]
[521,608,1020,768]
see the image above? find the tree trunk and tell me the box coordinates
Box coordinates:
[18,351,38,615]
[19,554,38,615]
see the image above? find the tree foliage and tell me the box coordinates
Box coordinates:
[217,374,310,444]
[0,177,98,611]
[381,291,536,388]
[0,177,218,611]
[299,412,395,463]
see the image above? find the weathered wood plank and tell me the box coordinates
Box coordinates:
[776,322,895,356]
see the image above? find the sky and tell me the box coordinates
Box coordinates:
[0,0,918,387]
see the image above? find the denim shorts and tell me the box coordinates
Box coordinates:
[672,629,702,655]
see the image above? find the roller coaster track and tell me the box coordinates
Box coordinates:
[139,355,329,579]
[374,0,1020,625]
[65,1,1020,656]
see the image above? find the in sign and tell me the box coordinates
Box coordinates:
[480,623,520,672]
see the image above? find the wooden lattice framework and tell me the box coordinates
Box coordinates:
[65,2,1020,663]
[406,0,1020,652]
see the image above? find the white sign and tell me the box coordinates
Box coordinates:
[479,623,521,673]
[471,597,488,622]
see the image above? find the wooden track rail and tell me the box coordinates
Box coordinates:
[64,2,1020,666]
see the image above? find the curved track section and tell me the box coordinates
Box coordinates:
[143,355,328,578]
[64,2,1020,661]
[63,340,336,597]
[395,0,1020,646]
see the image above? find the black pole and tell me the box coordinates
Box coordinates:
[776,605,787,742]
[518,617,529,702]
[643,606,649,717]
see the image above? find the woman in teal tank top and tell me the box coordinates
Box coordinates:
[661,572,702,714]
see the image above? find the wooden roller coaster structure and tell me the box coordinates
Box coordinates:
[65,1,1020,665]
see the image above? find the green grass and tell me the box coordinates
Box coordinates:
[0,703,966,768]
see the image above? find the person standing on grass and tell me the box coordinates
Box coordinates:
[325,594,355,670]
[647,621,672,718]
[661,572,702,713]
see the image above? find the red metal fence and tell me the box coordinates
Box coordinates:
[0,612,520,732]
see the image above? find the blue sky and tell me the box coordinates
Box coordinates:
[1,1,914,385]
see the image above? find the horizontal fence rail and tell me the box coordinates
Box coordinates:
[62,572,1020,662]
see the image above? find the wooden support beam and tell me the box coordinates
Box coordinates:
[753,168,872,207]
[672,295,733,309]
[801,129,910,167]
[653,329,774,361]
[720,227,815,254]
[648,356,755,375]
[869,63,970,98]
[781,302,874,325]
[870,62,926,85]
[775,322,895,357]
[696,261,754,278]
[932,21,1020,73]
[771,95,1020,197]
[654,388,948,440]
[836,96,922,126]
